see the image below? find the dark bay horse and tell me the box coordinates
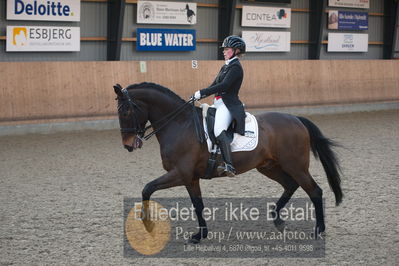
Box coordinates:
[114,82,343,243]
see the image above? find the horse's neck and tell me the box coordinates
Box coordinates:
[150,101,192,147]
[137,91,189,127]
[148,100,186,124]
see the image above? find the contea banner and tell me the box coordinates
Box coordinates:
[328,0,369,9]
[328,10,368,30]
[137,1,197,25]
[242,31,290,52]
[6,26,80,52]
[327,33,368,52]
[7,0,80,21]
[136,28,196,51]
[242,6,291,28]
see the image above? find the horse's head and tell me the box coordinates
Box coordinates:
[114,84,148,152]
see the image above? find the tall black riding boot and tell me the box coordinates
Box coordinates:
[216,131,236,177]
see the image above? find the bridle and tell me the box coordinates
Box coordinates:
[117,88,148,137]
[117,88,195,141]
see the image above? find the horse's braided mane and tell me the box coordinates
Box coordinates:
[126,82,186,104]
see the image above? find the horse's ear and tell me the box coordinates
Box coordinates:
[113,84,123,97]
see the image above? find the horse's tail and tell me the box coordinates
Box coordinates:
[297,116,343,206]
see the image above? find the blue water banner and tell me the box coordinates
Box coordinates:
[136,28,196,51]
[328,10,368,31]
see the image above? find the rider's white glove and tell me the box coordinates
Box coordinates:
[193,90,201,100]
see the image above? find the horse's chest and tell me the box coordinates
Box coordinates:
[159,148,176,171]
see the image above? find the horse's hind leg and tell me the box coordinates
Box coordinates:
[257,166,299,231]
[283,167,325,235]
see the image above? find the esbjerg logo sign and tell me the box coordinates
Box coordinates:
[7,0,80,21]
[6,26,80,52]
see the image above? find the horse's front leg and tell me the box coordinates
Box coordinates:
[141,169,184,232]
[185,179,208,244]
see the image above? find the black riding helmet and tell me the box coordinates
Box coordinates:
[221,35,246,55]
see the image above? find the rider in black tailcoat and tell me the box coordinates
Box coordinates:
[192,35,246,177]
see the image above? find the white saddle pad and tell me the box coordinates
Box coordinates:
[201,104,259,153]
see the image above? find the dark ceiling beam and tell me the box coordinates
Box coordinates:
[218,0,237,60]
[107,0,126,61]
[383,0,399,59]
[308,0,327,59]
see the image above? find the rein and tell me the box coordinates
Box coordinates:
[141,98,195,141]
[118,88,195,141]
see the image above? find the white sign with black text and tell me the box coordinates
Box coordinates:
[328,0,369,9]
[242,31,290,52]
[137,1,197,25]
[6,0,80,21]
[242,6,291,28]
[6,26,80,52]
[327,33,368,52]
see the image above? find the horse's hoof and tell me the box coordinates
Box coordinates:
[317,225,325,233]
[317,231,326,240]
[143,220,155,233]
[274,218,286,232]
[314,226,326,239]
[186,238,200,245]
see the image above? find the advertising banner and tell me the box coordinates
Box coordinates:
[137,1,197,25]
[7,0,80,21]
[242,31,290,52]
[328,10,368,30]
[6,26,80,52]
[328,0,369,9]
[242,6,291,28]
[136,28,196,51]
[243,0,291,3]
[327,33,368,52]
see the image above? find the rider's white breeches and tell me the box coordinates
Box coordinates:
[213,98,232,137]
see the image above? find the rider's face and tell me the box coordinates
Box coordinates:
[223,48,234,60]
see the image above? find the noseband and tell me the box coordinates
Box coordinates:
[117,89,148,137]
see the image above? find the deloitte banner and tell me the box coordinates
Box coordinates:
[7,0,80,21]
[6,26,80,52]
[136,28,196,51]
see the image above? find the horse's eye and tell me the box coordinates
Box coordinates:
[119,106,130,117]
[123,111,131,118]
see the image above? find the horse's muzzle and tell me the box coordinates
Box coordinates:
[124,145,134,152]
[122,136,143,152]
